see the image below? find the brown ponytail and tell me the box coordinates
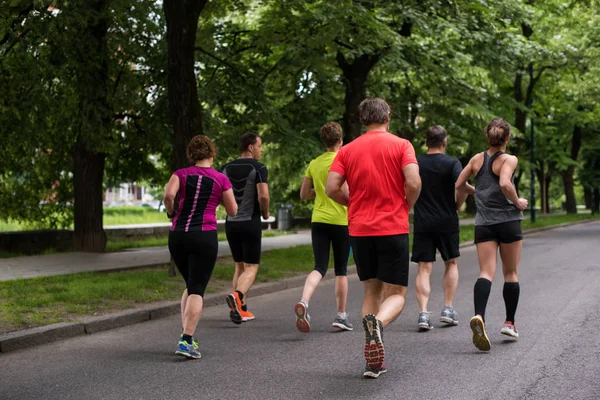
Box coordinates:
[485,118,510,147]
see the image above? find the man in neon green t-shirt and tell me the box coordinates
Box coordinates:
[294,122,352,333]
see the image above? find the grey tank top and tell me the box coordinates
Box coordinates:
[474,151,524,226]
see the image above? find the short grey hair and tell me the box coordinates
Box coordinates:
[358,98,390,126]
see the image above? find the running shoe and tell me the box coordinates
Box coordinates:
[175,340,201,359]
[240,309,255,322]
[363,314,384,369]
[225,293,242,325]
[440,306,459,326]
[470,315,491,351]
[294,301,311,333]
[500,321,519,339]
[363,363,388,379]
[332,317,354,331]
[417,311,433,331]
[180,334,199,350]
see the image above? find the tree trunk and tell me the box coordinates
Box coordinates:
[72,0,110,252]
[164,0,207,170]
[73,138,107,252]
[584,187,592,209]
[561,167,578,214]
[593,188,600,214]
[336,52,380,142]
[561,125,583,214]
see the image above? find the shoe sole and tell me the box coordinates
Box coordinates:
[500,329,519,339]
[363,368,387,379]
[332,322,353,331]
[363,314,384,369]
[225,295,242,325]
[470,316,491,351]
[440,316,459,325]
[241,316,255,322]
[417,322,433,331]
[175,350,201,359]
[294,303,310,333]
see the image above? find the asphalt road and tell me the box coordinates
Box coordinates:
[1,222,599,400]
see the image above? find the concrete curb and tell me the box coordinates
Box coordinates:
[1,218,596,354]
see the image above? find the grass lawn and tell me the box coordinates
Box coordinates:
[0,213,597,333]
[105,230,290,252]
[0,244,322,333]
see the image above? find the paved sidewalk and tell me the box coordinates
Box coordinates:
[0,231,311,282]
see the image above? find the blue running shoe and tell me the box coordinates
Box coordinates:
[175,340,201,359]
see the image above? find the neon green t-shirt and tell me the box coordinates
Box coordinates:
[305,152,348,226]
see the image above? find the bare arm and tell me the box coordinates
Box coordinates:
[325,171,349,206]
[300,177,316,200]
[455,190,468,211]
[221,189,238,217]
[163,174,179,216]
[403,163,421,209]
[499,156,528,210]
[257,182,270,219]
[455,157,476,195]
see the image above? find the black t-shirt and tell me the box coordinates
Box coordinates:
[413,153,462,233]
[219,158,268,222]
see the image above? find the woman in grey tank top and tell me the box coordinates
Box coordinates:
[455,118,529,352]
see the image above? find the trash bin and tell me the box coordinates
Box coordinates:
[277,203,293,231]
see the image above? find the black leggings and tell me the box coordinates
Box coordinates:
[168,230,218,297]
[311,222,350,277]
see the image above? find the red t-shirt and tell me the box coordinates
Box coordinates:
[329,130,418,236]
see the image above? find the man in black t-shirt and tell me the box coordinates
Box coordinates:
[219,132,270,325]
[412,126,468,331]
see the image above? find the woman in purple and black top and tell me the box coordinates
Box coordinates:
[163,135,238,359]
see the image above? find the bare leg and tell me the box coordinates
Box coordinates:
[232,261,244,291]
[180,289,188,329]
[182,294,203,336]
[334,276,348,313]
[377,283,408,328]
[443,258,459,307]
[415,262,433,312]
[499,241,521,282]
[300,270,323,304]
[236,263,259,297]
[362,279,383,318]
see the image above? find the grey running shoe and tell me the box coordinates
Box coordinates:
[294,301,311,333]
[417,311,433,330]
[500,322,519,338]
[470,315,491,351]
[363,314,384,369]
[363,363,388,379]
[332,317,354,331]
[440,306,459,326]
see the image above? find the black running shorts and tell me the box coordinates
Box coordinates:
[474,220,523,244]
[350,234,410,287]
[168,230,218,297]
[225,217,262,264]
[311,222,350,277]
[411,232,460,263]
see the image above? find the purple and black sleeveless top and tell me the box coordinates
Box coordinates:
[170,166,232,232]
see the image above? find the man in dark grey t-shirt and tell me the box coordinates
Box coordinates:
[412,126,472,331]
[219,132,270,325]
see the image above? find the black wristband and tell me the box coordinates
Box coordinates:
[167,211,175,219]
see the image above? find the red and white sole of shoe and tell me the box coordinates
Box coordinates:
[294,303,310,333]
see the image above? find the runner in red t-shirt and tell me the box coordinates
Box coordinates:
[327,97,421,379]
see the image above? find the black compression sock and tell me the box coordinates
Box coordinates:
[241,304,248,312]
[474,278,492,322]
[182,334,193,344]
[503,282,520,323]
[236,290,244,301]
